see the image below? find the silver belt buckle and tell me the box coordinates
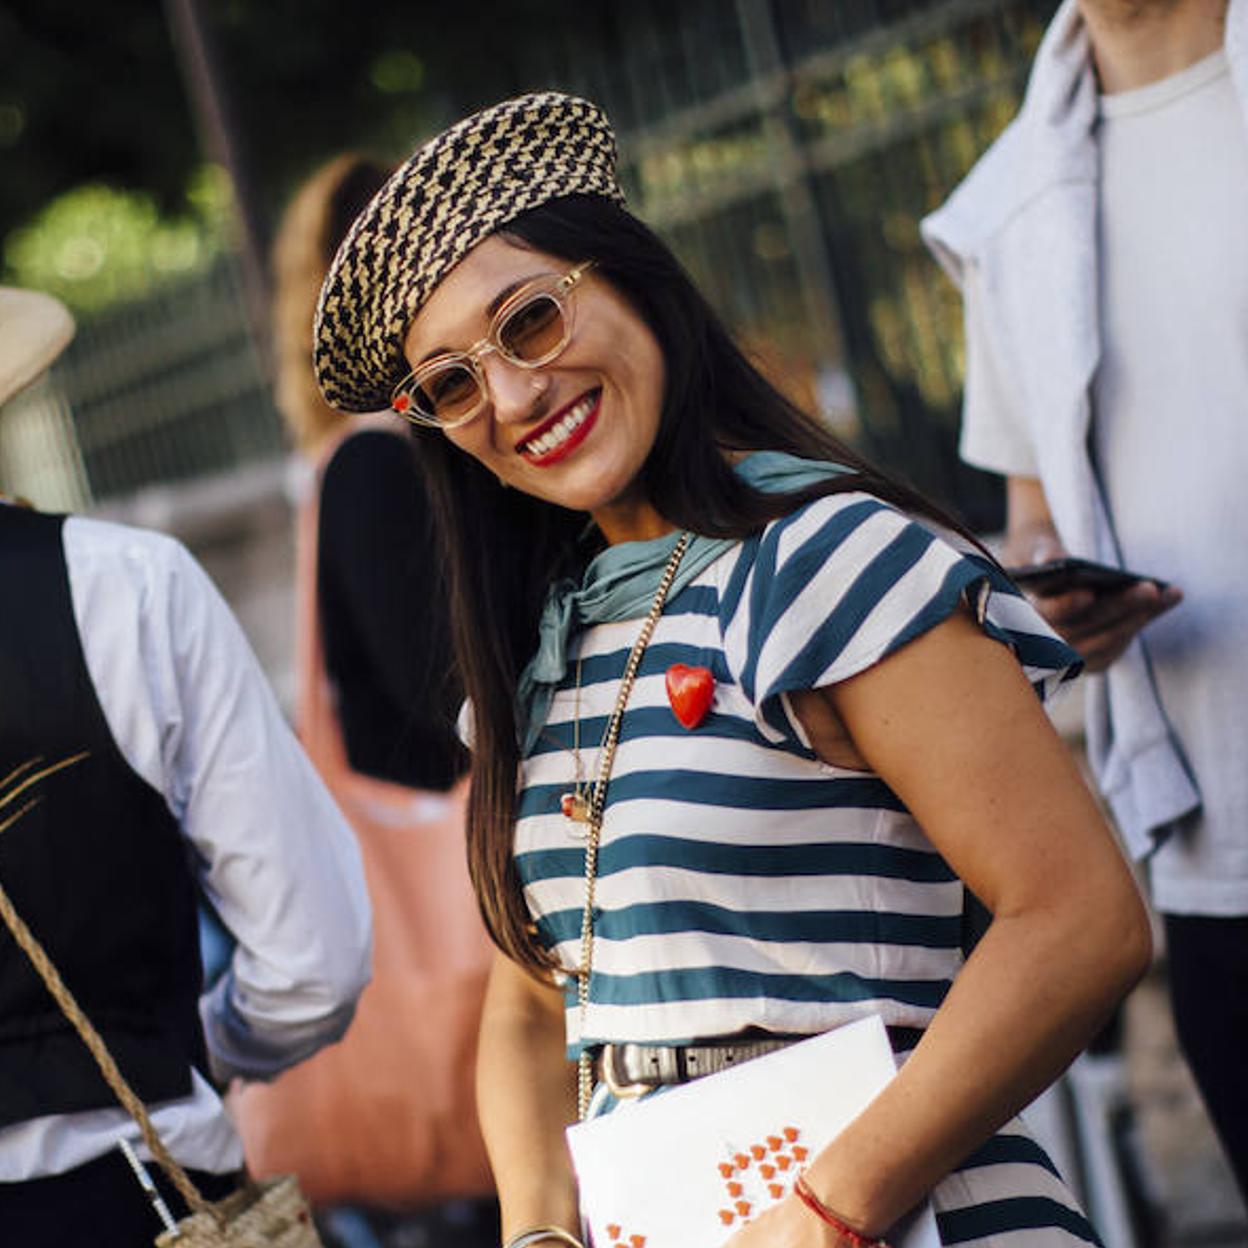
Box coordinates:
[599,1043,657,1100]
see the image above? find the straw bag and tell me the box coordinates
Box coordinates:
[0,830,322,1248]
[153,1177,318,1248]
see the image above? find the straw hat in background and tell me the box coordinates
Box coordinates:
[0,286,75,408]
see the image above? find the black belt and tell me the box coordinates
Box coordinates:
[596,1026,925,1098]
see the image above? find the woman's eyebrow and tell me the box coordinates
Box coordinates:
[486,275,536,317]
[415,273,549,366]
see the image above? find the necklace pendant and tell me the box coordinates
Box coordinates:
[561,791,590,823]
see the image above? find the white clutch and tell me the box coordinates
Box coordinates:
[566,1015,939,1248]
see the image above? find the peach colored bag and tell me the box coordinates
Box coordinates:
[229,430,494,1208]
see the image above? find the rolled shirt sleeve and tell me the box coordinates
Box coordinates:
[65,517,372,1085]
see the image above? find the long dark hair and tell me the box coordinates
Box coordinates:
[417,194,977,975]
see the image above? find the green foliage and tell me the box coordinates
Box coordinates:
[0,0,200,237]
[0,0,609,310]
[3,166,233,313]
[370,49,425,95]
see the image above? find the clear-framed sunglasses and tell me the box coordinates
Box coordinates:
[390,260,596,428]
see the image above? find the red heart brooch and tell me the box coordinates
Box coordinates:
[665,663,714,729]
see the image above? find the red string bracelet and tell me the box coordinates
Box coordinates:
[792,1171,892,1248]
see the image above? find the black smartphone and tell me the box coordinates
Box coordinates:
[1005,556,1167,597]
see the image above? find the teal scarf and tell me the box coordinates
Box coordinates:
[515,451,854,753]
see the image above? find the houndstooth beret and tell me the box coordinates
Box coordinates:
[314,92,625,414]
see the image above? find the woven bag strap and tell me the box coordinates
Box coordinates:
[0,772,219,1225]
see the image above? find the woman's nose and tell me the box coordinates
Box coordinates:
[481,354,546,424]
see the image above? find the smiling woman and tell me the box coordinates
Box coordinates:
[404,238,665,538]
[313,93,1151,1248]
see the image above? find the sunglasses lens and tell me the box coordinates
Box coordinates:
[414,362,481,424]
[498,293,567,364]
[401,275,582,425]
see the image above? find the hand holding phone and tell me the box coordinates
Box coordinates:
[1004,556,1168,598]
[1004,555,1180,672]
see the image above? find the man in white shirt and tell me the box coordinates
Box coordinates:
[923,0,1248,1199]
[0,285,372,1245]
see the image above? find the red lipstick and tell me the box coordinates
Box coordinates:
[517,389,600,466]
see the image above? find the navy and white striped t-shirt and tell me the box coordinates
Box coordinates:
[514,492,1080,1054]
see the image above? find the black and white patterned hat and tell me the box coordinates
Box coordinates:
[314,92,624,414]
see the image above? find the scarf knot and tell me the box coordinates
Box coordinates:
[515,452,854,753]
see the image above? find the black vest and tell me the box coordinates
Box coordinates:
[0,506,206,1127]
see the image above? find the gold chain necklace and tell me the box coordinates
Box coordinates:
[559,656,591,827]
[575,530,691,1120]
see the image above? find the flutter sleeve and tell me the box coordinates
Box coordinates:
[719,492,1080,747]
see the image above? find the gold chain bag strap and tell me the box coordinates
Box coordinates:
[0,776,322,1248]
[575,533,690,1120]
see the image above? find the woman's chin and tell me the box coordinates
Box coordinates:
[516,464,634,516]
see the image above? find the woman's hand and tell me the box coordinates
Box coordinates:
[721,1195,850,1248]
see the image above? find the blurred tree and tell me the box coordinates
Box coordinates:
[203,0,615,218]
[0,0,200,237]
[5,166,232,312]
[0,0,613,251]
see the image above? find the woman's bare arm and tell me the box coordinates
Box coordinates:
[728,609,1150,1245]
[477,950,581,1243]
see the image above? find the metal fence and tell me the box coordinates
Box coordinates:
[506,0,1056,527]
[2,0,1057,529]
[567,0,1056,527]
[16,254,285,508]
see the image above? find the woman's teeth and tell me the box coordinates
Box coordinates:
[523,393,595,455]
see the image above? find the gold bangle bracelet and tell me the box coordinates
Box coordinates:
[503,1227,585,1248]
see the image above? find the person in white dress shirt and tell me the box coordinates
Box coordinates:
[0,284,373,1247]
